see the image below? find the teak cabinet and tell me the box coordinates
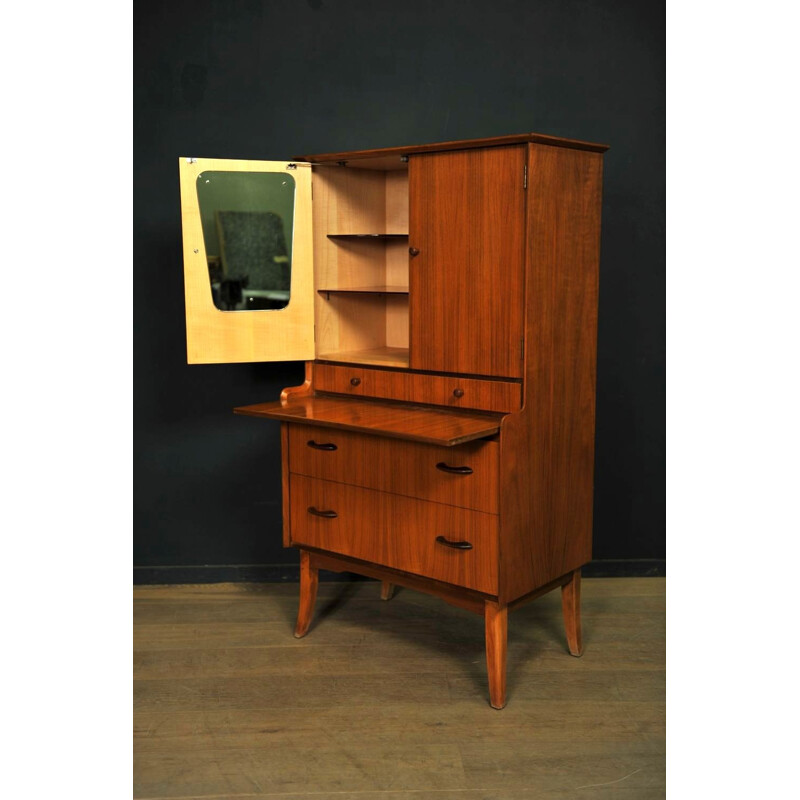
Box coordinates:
[179,133,607,708]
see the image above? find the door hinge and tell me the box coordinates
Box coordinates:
[523,164,527,190]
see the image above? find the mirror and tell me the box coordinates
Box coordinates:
[196,170,296,311]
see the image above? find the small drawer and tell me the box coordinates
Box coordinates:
[314,363,521,413]
[288,424,498,513]
[289,475,498,594]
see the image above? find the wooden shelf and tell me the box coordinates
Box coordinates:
[318,286,409,297]
[234,395,502,446]
[327,233,408,239]
[316,346,409,368]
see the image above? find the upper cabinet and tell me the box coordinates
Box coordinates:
[179,134,604,376]
[408,146,526,379]
[179,158,315,364]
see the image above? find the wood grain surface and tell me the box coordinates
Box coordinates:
[485,600,509,709]
[498,143,604,602]
[306,549,491,615]
[293,550,318,638]
[315,345,410,368]
[562,568,584,656]
[234,394,503,446]
[311,165,410,366]
[288,424,499,513]
[179,158,316,364]
[134,578,664,799]
[313,362,521,413]
[296,131,610,165]
[289,475,499,594]
[409,146,526,378]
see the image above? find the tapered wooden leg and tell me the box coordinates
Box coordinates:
[294,550,319,638]
[561,568,583,656]
[485,600,508,709]
[380,581,394,600]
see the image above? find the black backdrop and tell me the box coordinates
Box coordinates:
[134,0,664,582]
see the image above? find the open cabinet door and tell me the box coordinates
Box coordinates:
[179,158,315,363]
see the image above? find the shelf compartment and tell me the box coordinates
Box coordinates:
[312,167,409,370]
[316,346,410,368]
[327,233,408,239]
[318,286,409,297]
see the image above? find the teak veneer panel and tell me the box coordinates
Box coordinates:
[288,424,499,513]
[313,363,521,413]
[234,395,503,446]
[305,550,492,614]
[409,146,526,378]
[498,143,603,603]
[296,132,609,165]
[289,475,499,594]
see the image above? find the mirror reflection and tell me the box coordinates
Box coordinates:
[196,171,296,310]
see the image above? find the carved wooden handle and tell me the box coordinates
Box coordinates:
[435,535,473,550]
[307,440,337,451]
[435,463,473,475]
[308,507,338,518]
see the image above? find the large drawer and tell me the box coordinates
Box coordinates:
[314,363,521,413]
[288,424,498,513]
[289,475,498,594]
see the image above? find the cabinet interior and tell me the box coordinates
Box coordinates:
[312,162,410,368]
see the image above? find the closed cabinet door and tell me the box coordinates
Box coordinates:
[179,158,315,364]
[408,146,526,378]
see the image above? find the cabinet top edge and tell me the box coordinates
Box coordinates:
[295,133,609,163]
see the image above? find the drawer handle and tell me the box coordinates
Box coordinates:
[436,462,473,475]
[308,506,338,519]
[436,535,473,550]
[307,440,338,451]
[453,388,464,398]
[350,377,361,386]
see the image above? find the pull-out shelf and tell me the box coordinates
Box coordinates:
[234,394,503,446]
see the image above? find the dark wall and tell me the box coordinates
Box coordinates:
[134,0,664,580]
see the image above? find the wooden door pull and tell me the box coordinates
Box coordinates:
[308,507,338,518]
[307,440,337,451]
[435,463,474,475]
[435,535,473,550]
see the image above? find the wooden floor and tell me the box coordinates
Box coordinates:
[134,578,665,799]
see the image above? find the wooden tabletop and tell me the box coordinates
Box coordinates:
[234,395,503,446]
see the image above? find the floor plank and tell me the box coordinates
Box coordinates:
[134,578,665,798]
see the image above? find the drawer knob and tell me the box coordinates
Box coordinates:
[436,462,473,475]
[452,388,464,398]
[350,377,361,387]
[409,246,420,257]
[308,506,338,519]
[435,535,473,550]
[307,440,337,451]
